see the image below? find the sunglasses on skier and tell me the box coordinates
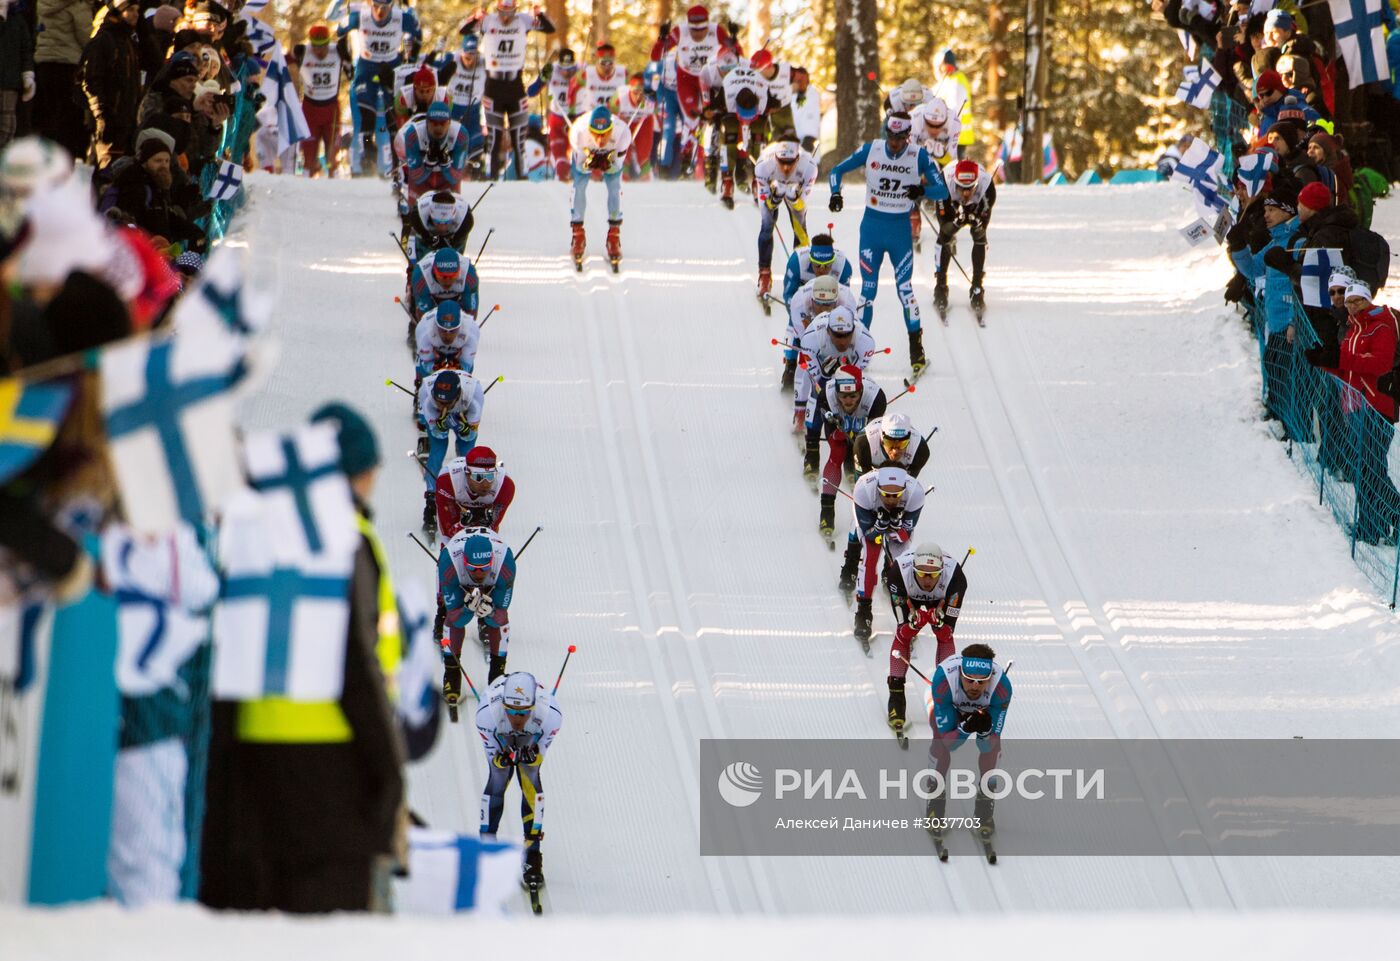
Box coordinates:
[505,706,533,717]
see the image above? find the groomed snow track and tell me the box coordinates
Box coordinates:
[238,176,1400,915]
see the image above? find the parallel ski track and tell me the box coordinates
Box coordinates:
[933,301,1241,908]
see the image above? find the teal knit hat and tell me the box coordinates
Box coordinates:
[310,402,380,477]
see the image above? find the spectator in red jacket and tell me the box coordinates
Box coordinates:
[1306,283,1400,544]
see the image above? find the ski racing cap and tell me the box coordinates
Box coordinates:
[502,672,538,714]
[885,111,912,138]
[557,46,576,66]
[498,0,518,10]
[898,78,924,106]
[431,371,462,406]
[308,23,331,46]
[461,33,480,53]
[414,65,437,90]
[825,305,856,336]
[428,191,458,225]
[463,531,495,570]
[465,445,498,480]
[833,365,863,394]
[687,4,709,27]
[735,88,761,121]
[811,274,840,306]
[922,99,948,126]
[432,247,461,283]
[589,105,613,136]
[426,101,452,122]
[961,656,994,680]
[953,159,980,188]
[775,138,800,163]
[876,466,907,495]
[809,237,835,266]
[882,412,914,444]
[750,49,774,73]
[434,300,462,331]
[911,542,945,576]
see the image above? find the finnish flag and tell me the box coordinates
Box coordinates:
[204,160,244,203]
[1329,0,1391,87]
[394,828,522,915]
[102,522,220,697]
[179,245,274,342]
[1175,62,1221,110]
[212,424,358,701]
[1236,150,1278,198]
[1301,248,1345,308]
[1170,137,1225,191]
[244,13,311,153]
[101,329,242,535]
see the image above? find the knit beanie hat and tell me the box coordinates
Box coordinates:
[1297,181,1332,212]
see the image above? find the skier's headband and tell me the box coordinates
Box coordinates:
[809,243,835,265]
[885,114,912,136]
[961,658,994,680]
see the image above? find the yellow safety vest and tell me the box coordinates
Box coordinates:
[237,514,403,743]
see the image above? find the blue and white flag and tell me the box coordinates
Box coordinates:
[1236,149,1278,198]
[1301,247,1345,308]
[1251,0,1277,15]
[1330,0,1391,87]
[243,13,311,153]
[394,828,522,916]
[101,330,242,535]
[204,160,244,202]
[102,523,219,696]
[179,245,273,342]
[212,424,358,701]
[1171,136,1225,191]
[1175,61,1222,110]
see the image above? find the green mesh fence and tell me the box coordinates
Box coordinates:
[197,59,258,244]
[1247,298,1400,604]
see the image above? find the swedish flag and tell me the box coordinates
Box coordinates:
[0,378,73,484]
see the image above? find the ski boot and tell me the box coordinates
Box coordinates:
[422,491,437,535]
[443,659,462,710]
[757,266,772,313]
[522,846,544,888]
[818,494,836,547]
[606,219,622,272]
[838,540,859,600]
[909,328,927,378]
[970,284,985,322]
[926,788,949,858]
[780,356,796,391]
[853,596,873,647]
[488,652,508,683]
[570,221,586,271]
[802,438,819,488]
[887,676,907,745]
[359,135,377,177]
[720,174,734,210]
[975,776,1000,838]
[933,281,949,318]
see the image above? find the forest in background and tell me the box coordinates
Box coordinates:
[265,0,1189,177]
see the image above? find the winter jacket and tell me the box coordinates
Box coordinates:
[0,11,35,91]
[100,161,201,247]
[1231,215,1299,336]
[81,17,142,145]
[1323,306,1400,421]
[35,0,94,66]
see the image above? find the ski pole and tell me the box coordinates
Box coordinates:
[771,337,801,350]
[887,379,918,404]
[515,525,543,560]
[408,531,436,562]
[773,210,790,260]
[469,182,495,213]
[393,295,413,317]
[436,634,482,703]
[476,303,502,330]
[894,651,931,684]
[389,231,411,263]
[405,448,432,481]
[385,378,416,397]
[960,546,976,568]
[475,227,495,263]
[482,374,503,396]
[763,293,790,309]
[918,208,973,284]
[551,644,577,696]
[821,477,856,502]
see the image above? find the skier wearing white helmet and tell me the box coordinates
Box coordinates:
[784,273,860,392]
[476,670,563,890]
[885,542,968,736]
[842,466,926,647]
[752,132,818,303]
[813,365,888,542]
[793,304,877,451]
[854,411,931,476]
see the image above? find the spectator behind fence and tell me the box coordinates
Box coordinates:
[1305,284,1400,545]
[0,0,36,153]
[1230,195,1300,429]
[33,0,95,158]
[82,0,145,169]
[99,136,204,253]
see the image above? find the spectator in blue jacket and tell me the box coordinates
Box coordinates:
[1231,195,1300,428]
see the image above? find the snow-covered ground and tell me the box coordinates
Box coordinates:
[218,176,1400,918]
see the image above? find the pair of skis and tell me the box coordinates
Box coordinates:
[934,288,986,328]
[572,249,621,274]
[929,826,998,864]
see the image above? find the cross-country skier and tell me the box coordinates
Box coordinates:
[828,111,949,375]
[569,106,631,269]
[571,42,627,112]
[342,0,422,176]
[476,671,561,891]
[410,247,481,329]
[885,543,967,738]
[435,445,517,540]
[784,275,859,391]
[753,135,817,302]
[885,77,930,115]
[438,34,488,167]
[618,73,657,179]
[782,232,854,301]
[650,5,740,175]
[934,159,996,318]
[401,101,471,203]
[749,50,794,141]
[299,24,352,178]
[415,301,480,387]
[710,58,771,207]
[814,366,887,542]
[418,370,485,527]
[392,65,442,132]
[405,190,474,261]
[460,0,556,180]
[841,466,925,645]
[539,47,579,180]
[853,412,930,476]
[793,305,877,442]
[923,644,1012,843]
[441,526,517,689]
[910,97,960,167]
